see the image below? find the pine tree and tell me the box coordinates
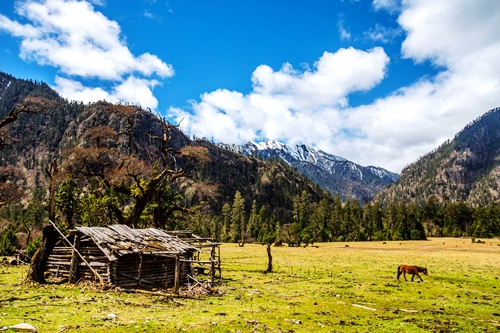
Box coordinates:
[247,200,258,241]
[327,195,343,240]
[221,203,231,241]
[0,227,18,256]
[229,191,246,245]
[54,179,78,228]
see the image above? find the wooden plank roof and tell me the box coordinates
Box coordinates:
[75,225,199,261]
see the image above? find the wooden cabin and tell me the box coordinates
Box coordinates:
[46,225,199,289]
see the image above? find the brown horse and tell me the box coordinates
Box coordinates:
[397,265,428,282]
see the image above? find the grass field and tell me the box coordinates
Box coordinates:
[1,237,499,332]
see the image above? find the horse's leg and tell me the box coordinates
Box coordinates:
[416,273,423,282]
[403,271,407,281]
[411,273,414,281]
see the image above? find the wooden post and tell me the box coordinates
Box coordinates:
[210,246,216,288]
[137,252,143,287]
[217,245,222,279]
[174,254,180,293]
[69,231,80,283]
[266,243,273,273]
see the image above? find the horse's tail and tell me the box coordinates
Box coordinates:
[397,265,402,280]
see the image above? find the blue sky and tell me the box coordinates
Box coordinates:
[1,0,500,173]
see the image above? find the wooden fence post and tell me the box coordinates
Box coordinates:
[174,254,180,293]
[137,252,143,287]
[210,246,216,288]
[69,231,80,283]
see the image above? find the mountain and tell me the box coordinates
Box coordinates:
[230,140,398,202]
[0,71,332,224]
[375,106,500,206]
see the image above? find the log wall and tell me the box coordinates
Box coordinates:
[46,244,111,283]
[46,242,194,288]
[113,253,192,288]
[46,246,72,279]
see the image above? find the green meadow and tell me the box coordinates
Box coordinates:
[1,237,499,332]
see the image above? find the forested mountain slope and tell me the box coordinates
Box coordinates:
[375,107,500,206]
[0,72,331,225]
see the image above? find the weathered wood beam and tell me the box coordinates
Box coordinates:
[69,233,80,283]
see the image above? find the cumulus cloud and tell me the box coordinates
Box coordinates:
[54,76,160,109]
[359,0,500,169]
[399,0,500,67]
[171,47,389,148]
[344,0,500,171]
[54,76,111,102]
[171,0,500,173]
[0,0,173,109]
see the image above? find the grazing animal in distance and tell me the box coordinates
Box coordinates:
[397,265,428,282]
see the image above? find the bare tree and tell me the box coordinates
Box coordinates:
[61,108,210,227]
[0,96,56,146]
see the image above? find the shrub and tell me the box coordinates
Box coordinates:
[26,235,42,258]
[0,228,18,256]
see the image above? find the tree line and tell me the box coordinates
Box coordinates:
[196,191,500,246]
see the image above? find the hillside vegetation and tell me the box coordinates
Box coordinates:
[376,107,500,206]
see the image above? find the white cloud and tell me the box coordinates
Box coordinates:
[54,76,111,102]
[399,0,500,67]
[0,0,173,110]
[337,18,351,41]
[0,15,40,38]
[171,47,389,149]
[349,0,500,171]
[54,76,160,109]
[87,0,105,5]
[113,76,160,109]
[171,1,500,173]
[364,24,402,43]
[373,0,400,14]
[252,47,389,107]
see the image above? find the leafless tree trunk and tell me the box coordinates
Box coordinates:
[25,224,58,283]
[266,244,273,273]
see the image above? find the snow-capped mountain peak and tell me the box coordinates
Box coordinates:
[240,140,399,201]
[244,141,347,167]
